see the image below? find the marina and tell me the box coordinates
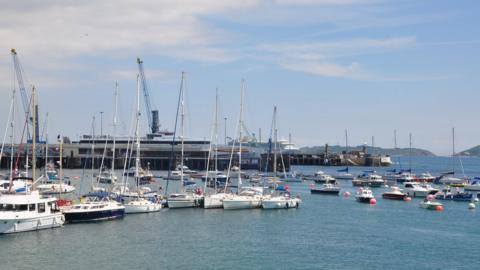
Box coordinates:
[1,1,480,269]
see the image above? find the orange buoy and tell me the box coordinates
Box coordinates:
[369,198,377,205]
[404,196,412,202]
[436,205,444,212]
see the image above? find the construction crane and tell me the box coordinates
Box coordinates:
[136,57,160,134]
[11,48,40,143]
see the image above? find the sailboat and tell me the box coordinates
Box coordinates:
[223,80,264,210]
[261,106,301,209]
[62,83,125,222]
[167,72,202,208]
[37,126,75,195]
[124,76,161,214]
[436,128,468,186]
[203,90,231,209]
[1,87,65,234]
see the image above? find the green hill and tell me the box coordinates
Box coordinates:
[458,145,480,156]
[299,145,436,156]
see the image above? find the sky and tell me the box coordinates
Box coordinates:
[0,0,479,156]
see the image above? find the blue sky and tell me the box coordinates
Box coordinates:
[0,0,479,155]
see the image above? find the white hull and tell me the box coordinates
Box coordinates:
[262,198,300,209]
[125,204,161,213]
[405,190,430,198]
[204,193,229,209]
[223,196,262,210]
[464,185,480,191]
[167,199,196,208]
[37,184,76,194]
[0,213,64,234]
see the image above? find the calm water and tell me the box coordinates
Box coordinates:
[1,156,480,270]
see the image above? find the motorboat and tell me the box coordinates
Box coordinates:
[403,182,437,198]
[355,188,375,203]
[124,197,161,214]
[261,193,301,209]
[416,172,436,182]
[167,192,203,208]
[313,174,337,184]
[37,182,76,195]
[165,170,190,181]
[176,165,197,175]
[353,173,385,187]
[435,175,467,186]
[384,171,415,183]
[62,192,125,222]
[97,170,118,184]
[419,199,443,210]
[435,188,473,201]
[464,178,480,191]
[0,190,65,234]
[223,187,264,210]
[382,186,407,200]
[310,183,341,195]
[0,178,32,194]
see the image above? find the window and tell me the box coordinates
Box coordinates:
[29,204,36,211]
[5,204,14,211]
[38,203,45,213]
[17,204,28,211]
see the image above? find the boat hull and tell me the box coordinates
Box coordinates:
[0,213,64,234]
[167,199,196,208]
[262,198,300,209]
[356,197,374,203]
[223,198,262,210]
[63,209,125,223]
[310,189,340,195]
[125,204,161,214]
[382,193,407,200]
[203,194,229,209]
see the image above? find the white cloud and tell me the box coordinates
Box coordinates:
[260,37,416,79]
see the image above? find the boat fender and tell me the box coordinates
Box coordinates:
[369,198,377,205]
[468,203,475,210]
[436,205,444,212]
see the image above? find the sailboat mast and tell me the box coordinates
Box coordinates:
[214,89,219,190]
[180,72,185,187]
[345,129,348,153]
[452,127,455,173]
[112,81,118,177]
[409,132,412,171]
[44,113,49,181]
[238,80,244,193]
[135,76,141,182]
[9,86,16,188]
[31,86,36,189]
[273,106,277,176]
[59,134,63,196]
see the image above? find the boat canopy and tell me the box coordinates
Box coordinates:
[337,167,349,173]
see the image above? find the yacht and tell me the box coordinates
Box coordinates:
[97,170,118,184]
[0,190,65,234]
[334,168,355,180]
[435,188,472,201]
[382,186,407,200]
[436,175,467,186]
[419,199,443,210]
[403,182,437,198]
[464,178,480,191]
[223,187,264,210]
[167,192,202,208]
[355,188,375,203]
[313,174,336,184]
[261,193,301,209]
[37,182,76,195]
[416,172,436,182]
[62,192,125,222]
[124,197,162,213]
[0,178,32,193]
[204,193,232,209]
[310,183,341,195]
[353,173,385,187]
[384,171,415,183]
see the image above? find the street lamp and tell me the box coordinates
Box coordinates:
[100,111,104,137]
[224,117,227,145]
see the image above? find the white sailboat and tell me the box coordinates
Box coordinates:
[223,80,263,210]
[261,106,301,209]
[204,90,231,209]
[1,87,65,233]
[167,72,202,208]
[124,77,161,213]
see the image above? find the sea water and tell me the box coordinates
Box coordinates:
[0,156,479,269]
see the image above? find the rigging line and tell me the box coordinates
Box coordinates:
[164,73,183,196]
